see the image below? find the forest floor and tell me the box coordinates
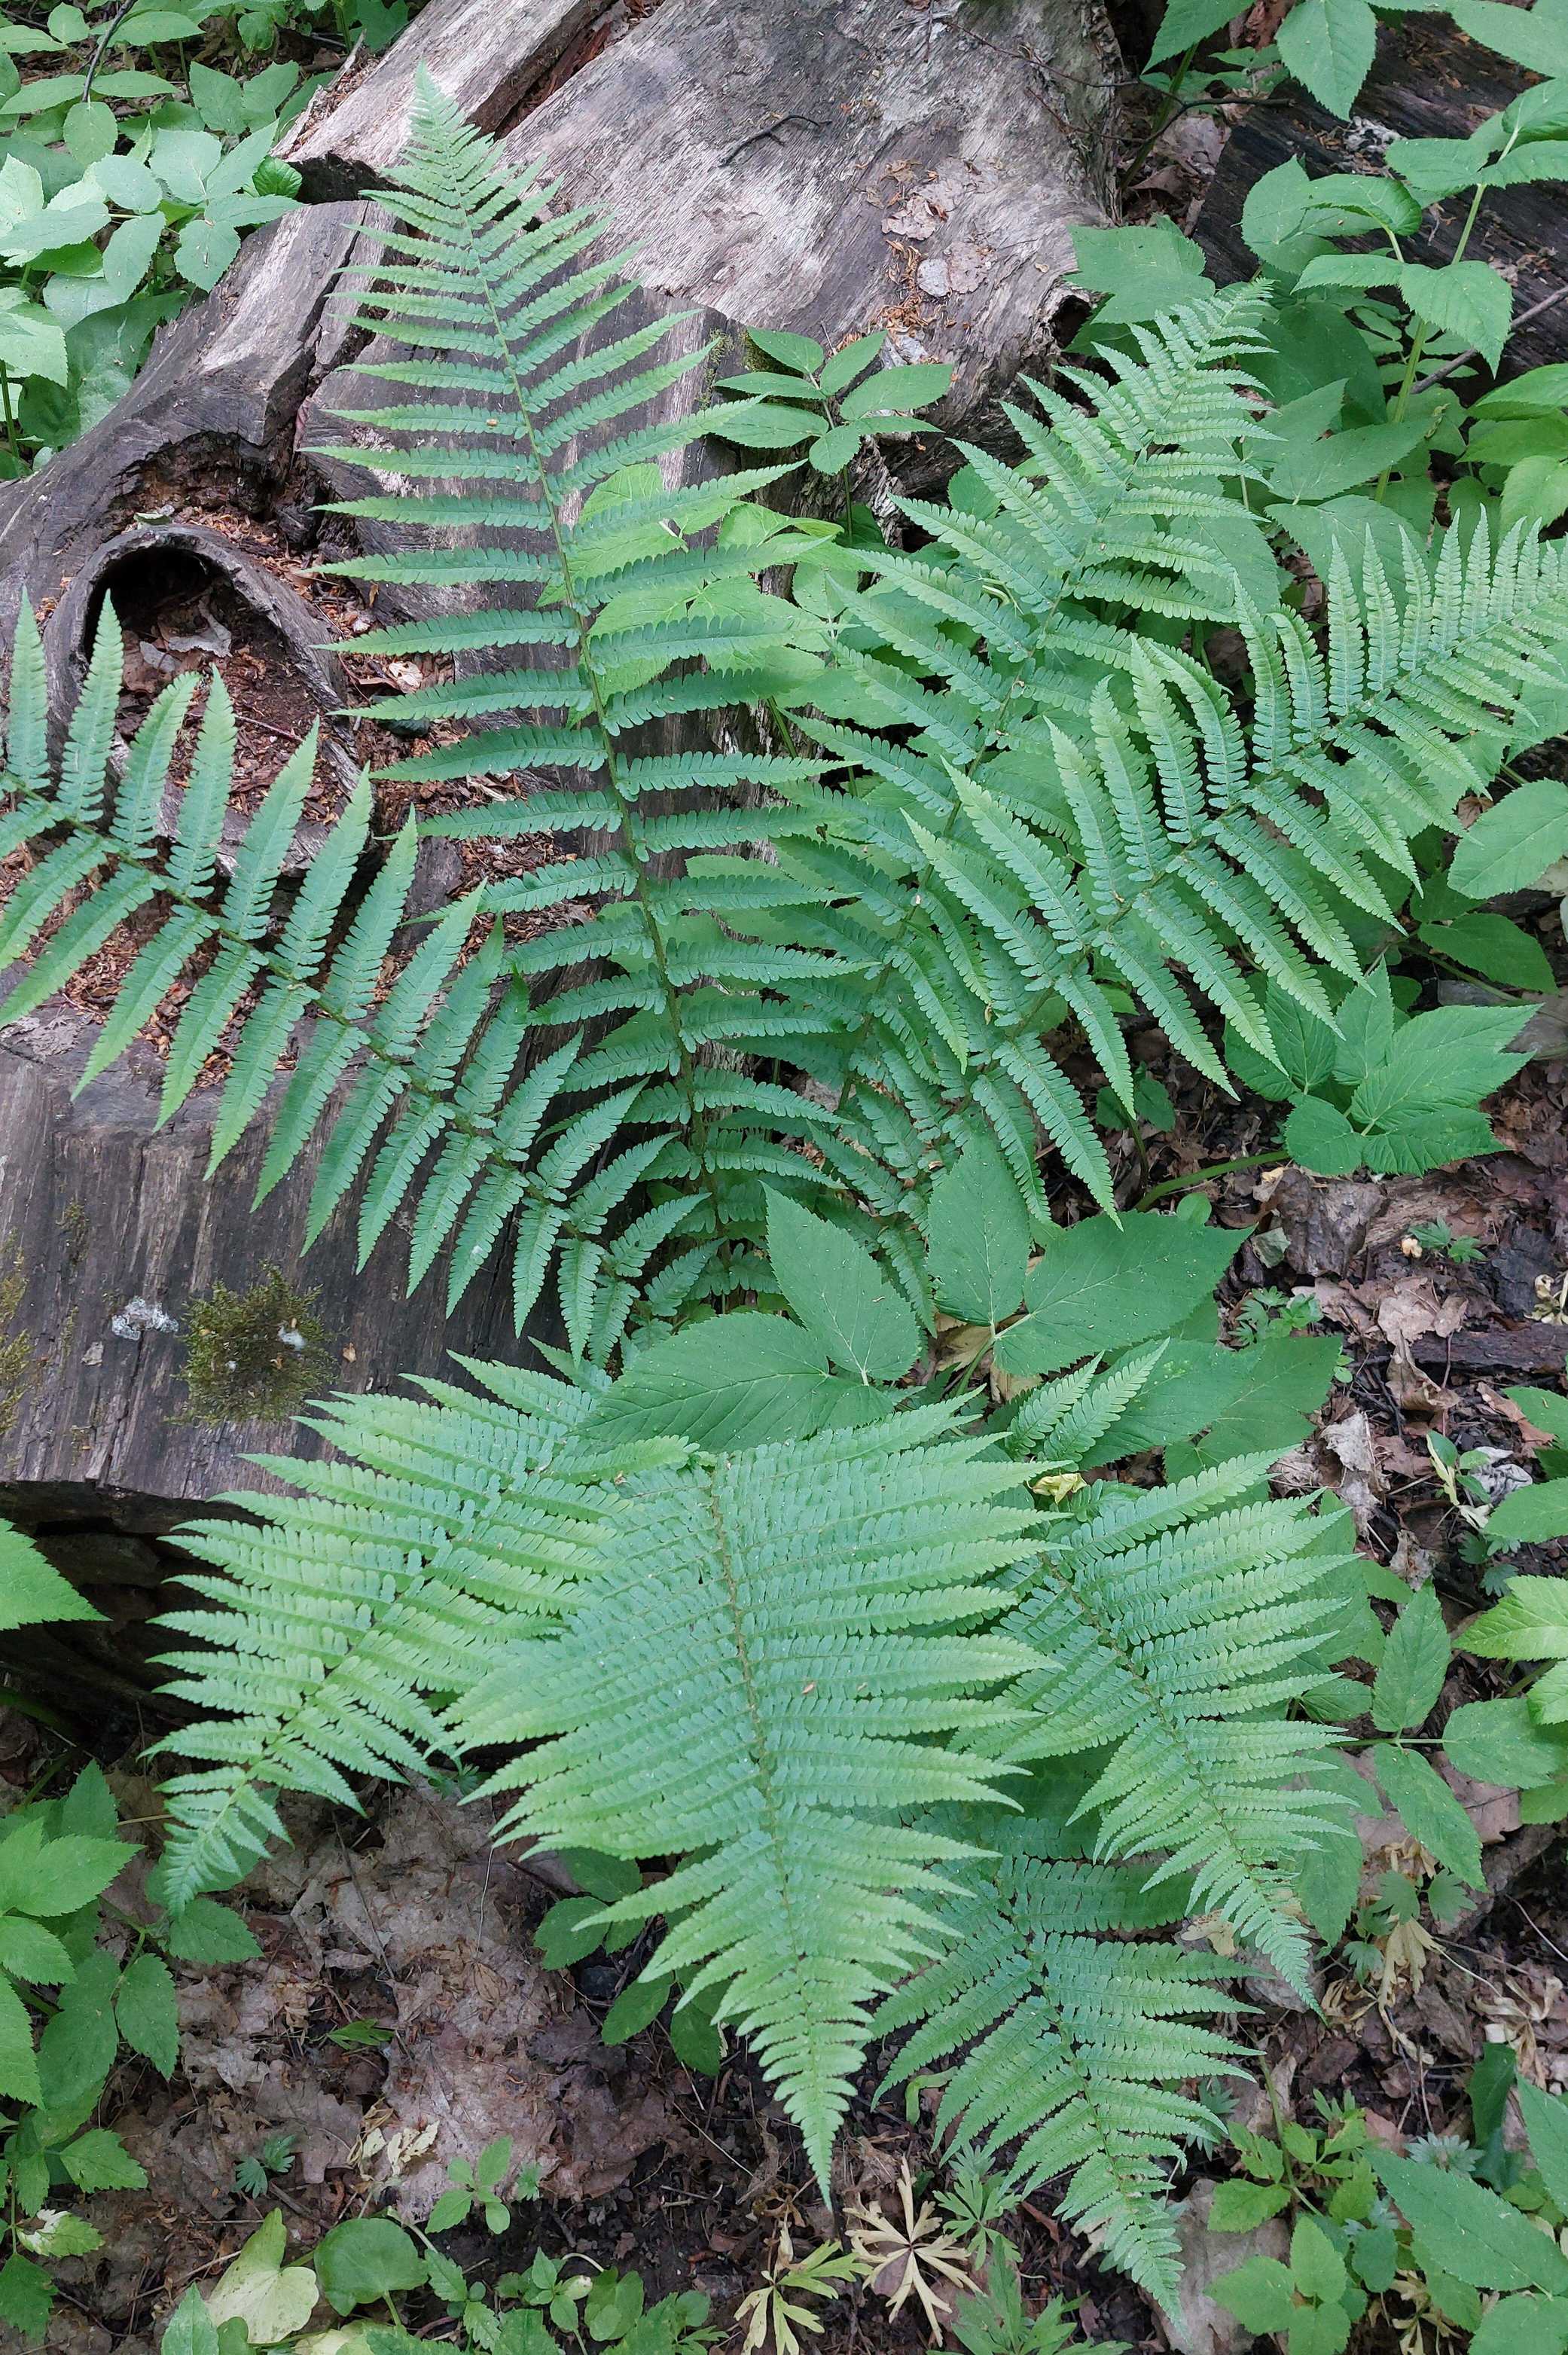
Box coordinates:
[5,22,1568,2355]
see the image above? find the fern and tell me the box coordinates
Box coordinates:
[874,1780,1243,2306]
[147,1359,688,1907]
[990,1458,1353,1994]
[457,1406,1039,2186]
[768,516,1568,1232]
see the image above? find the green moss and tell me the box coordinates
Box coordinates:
[0,1239,32,1442]
[58,1200,89,1255]
[181,1267,334,1424]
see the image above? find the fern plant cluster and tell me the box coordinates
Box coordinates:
[3,75,1565,2316]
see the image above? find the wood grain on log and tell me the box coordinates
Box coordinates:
[278,0,603,199]
[0,1003,523,1534]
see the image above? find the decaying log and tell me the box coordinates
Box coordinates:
[0,0,1116,1560]
[296,0,1117,468]
[277,0,604,200]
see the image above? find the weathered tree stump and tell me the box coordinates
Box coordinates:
[0,0,1116,1570]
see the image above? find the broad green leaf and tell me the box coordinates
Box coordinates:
[205,2212,321,2341]
[1450,779,1568,898]
[1277,0,1377,116]
[163,1896,263,1963]
[590,1314,851,1450]
[1371,1585,1451,1732]
[115,1952,178,2074]
[314,2217,426,2315]
[993,1212,1243,1376]
[1418,911,1555,992]
[1489,1478,1568,1544]
[819,331,884,395]
[1510,1387,1568,1446]
[840,361,952,419]
[0,1825,130,1916]
[599,1972,671,2045]
[765,1191,921,1382]
[1377,2152,1568,2289]
[1451,0,1568,76]
[1283,1094,1365,1176]
[1268,417,1430,502]
[1444,1697,1568,1789]
[535,1896,606,1970]
[173,212,240,291]
[161,2287,221,2355]
[59,2126,148,2192]
[35,1948,117,2112]
[1371,1743,1483,1887]
[926,1134,1030,1326]
[1400,261,1513,370]
[1209,2177,1292,2229]
[1293,2214,1347,2304]
[0,1915,72,1984]
[0,1972,41,2105]
[1520,2082,1568,2215]
[1212,2253,1298,2332]
[1471,2296,1568,2355]
[746,327,825,374]
[0,2254,52,2343]
[1149,0,1252,63]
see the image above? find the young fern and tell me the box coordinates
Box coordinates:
[460,1406,1040,2186]
[762,517,1568,1248]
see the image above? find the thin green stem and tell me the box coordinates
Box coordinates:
[1136,1151,1279,1210]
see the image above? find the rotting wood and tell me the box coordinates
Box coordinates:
[277,0,606,199]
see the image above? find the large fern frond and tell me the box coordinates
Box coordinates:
[990,1458,1355,1994]
[778,514,1568,1227]
[457,1408,1041,2186]
[874,1782,1243,2307]
[305,78,863,1342]
[147,1360,687,1907]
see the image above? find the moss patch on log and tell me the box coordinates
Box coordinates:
[0,1239,32,1441]
[180,1268,334,1423]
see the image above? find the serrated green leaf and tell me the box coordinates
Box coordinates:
[994,1212,1243,1377]
[926,1134,1030,1327]
[114,1953,179,2075]
[1451,780,1568,898]
[1371,1743,1484,1888]
[1377,2152,1568,2289]
[764,1191,921,1382]
[1371,1585,1451,1732]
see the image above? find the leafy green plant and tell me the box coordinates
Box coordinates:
[1404,1219,1486,1266]
[0,5,310,468]
[1228,965,1532,1180]
[941,2247,1121,2355]
[231,2128,297,2199]
[709,325,952,511]
[734,2229,859,2355]
[426,2132,537,2235]
[0,1537,255,2341]
[1212,2063,1568,2354]
[11,72,1568,2329]
[160,2208,718,2355]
